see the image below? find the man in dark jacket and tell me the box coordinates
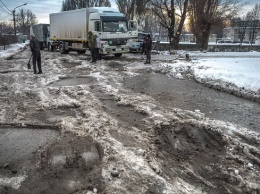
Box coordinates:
[30,34,42,74]
[88,31,97,63]
[144,34,152,64]
[140,34,147,56]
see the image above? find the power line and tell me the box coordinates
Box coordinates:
[0,4,11,15]
[0,0,11,13]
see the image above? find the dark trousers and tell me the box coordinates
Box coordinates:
[32,50,42,73]
[95,48,101,60]
[91,48,97,62]
[146,49,151,62]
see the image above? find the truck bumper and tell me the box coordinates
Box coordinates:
[101,45,129,55]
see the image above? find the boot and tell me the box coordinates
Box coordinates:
[144,60,149,64]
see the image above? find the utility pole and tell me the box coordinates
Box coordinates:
[13,3,27,36]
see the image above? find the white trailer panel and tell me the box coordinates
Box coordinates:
[50,9,87,41]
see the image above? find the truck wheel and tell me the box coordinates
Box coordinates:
[48,43,54,51]
[114,53,122,57]
[59,43,69,54]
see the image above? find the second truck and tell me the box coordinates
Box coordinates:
[49,7,138,57]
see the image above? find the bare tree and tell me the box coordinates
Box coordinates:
[115,0,136,20]
[0,22,16,49]
[135,0,151,30]
[189,0,241,51]
[247,4,260,44]
[116,0,152,31]
[173,0,189,48]
[62,0,111,11]
[151,0,189,50]
[16,9,37,36]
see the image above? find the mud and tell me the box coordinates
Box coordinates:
[0,133,103,194]
[0,128,59,165]
[0,47,259,194]
[124,73,260,132]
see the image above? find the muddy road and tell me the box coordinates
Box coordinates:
[0,46,259,194]
[124,73,260,133]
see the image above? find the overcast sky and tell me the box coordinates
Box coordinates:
[0,0,257,24]
[0,0,117,24]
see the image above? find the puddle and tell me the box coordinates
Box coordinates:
[31,108,83,125]
[0,128,60,165]
[90,89,148,131]
[50,77,95,87]
[103,98,147,130]
[107,61,126,71]
[124,72,260,132]
[61,62,81,68]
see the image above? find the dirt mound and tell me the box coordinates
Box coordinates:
[0,133,104,194]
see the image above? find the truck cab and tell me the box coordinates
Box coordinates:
[89,10,138,56]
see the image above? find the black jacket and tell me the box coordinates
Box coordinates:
[30,38,41,52]
[146,37,152,50]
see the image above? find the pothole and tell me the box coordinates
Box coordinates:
[49,77,95,87]
[0,127,60,166]
[107,61,126,71]
[60,62,82,68]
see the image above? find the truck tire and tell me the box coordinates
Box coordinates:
[114,53,122,57]
[48,43,54,51]
[59,43,69,54]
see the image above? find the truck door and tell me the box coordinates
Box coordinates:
[94,21,101,32]
[129,20,138,38]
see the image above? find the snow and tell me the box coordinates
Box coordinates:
[150,50,260,98]
[1,42,260,193]
[0,42,260,107]
[1,42,259,100]
[0,42,28,58]
[193,58,260,92]
[1,42,260,110]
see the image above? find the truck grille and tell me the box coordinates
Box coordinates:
[107,39,128,46]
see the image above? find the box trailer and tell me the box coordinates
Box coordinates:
[49,7,138,57]
[30,24,50,50]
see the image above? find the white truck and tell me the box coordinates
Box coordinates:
[49,7,138,57]
[30,24,50,50]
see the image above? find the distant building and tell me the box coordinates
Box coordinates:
[179,33,217,43]
[223,20,260,43]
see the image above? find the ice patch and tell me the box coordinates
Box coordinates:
[0,175,26,190]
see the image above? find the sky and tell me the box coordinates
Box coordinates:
[0,0,117,24]
[0,0,259,24]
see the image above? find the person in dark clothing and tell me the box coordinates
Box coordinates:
[144,34,152,64]
[140,35,147,56]
[30,34,42,74]
[95,35,101,60]
[88,31,97,63]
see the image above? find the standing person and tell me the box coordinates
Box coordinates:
[30,34,42,74]
[140,34,147,57]
[95,34,101,60]
[144,34,152,64]
[88,31,97,63]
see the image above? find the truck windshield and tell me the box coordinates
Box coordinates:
[103,21,128,32]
